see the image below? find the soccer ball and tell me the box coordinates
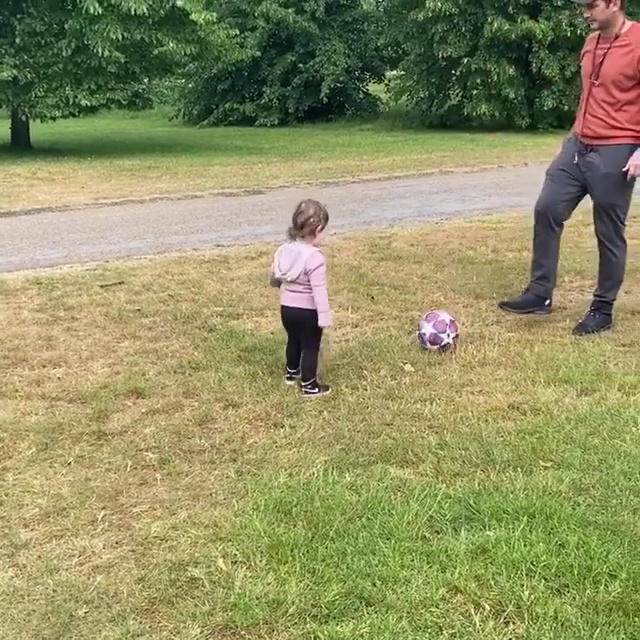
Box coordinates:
[418,309,460,352]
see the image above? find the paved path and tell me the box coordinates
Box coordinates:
[1,164,637,273]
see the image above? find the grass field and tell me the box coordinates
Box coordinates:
[1,211,639,639]
[0,109,563,212]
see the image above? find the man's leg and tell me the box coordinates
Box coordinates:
[499,136,587,314]
[573,143,638,335]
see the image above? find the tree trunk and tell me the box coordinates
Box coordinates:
[10,108,32,151]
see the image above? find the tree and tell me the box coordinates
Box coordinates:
[384,0,636,130]
[0,0,199,150]
[178,0,387,126]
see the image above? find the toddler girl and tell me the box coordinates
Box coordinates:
[270,199,332,397]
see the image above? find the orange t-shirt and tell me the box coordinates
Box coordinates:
[574,21,640,144]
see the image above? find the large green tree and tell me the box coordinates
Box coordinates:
[385,0,636,130]
[178,0,387,126]
[0,0,198,150]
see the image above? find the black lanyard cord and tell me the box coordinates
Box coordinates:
[577,20,626,138]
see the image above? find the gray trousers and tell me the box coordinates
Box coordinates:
[528,135,638,309]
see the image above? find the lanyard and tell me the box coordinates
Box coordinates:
[577,20,626,140]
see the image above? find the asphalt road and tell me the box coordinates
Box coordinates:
[1,164,637,274]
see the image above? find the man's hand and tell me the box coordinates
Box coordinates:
[623,149,640,179]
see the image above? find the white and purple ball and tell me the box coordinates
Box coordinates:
[418,309,460,352]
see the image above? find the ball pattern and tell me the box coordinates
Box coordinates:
[418,309,459,352]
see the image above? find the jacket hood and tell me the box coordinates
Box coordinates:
[272,241,318,282]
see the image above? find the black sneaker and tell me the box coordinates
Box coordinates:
[498,289,552,315]
[285,368,300,386]
[300,380,331,398]
[572,307,613,336]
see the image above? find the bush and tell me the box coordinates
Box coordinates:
[178,0,387,126]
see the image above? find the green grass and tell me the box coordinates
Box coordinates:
[0,109,563,212]
[1,211,639,638]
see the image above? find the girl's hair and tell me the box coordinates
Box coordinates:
[287,199,329,241]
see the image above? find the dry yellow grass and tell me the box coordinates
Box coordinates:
[1,210,639,639]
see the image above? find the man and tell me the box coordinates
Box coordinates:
[499,0,640,335]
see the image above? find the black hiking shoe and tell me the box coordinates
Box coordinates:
[300,379,331,398]
[498,289,552,315]
[572,307,613,336]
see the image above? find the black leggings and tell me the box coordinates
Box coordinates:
[281,306,323,383]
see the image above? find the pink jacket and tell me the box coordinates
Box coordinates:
[270,240,332,328]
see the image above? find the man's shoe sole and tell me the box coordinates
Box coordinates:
[498,303,552,316]
[572,324,612,336]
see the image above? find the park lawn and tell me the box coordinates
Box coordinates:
[1,210,640,639]
[0,109,563,212]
